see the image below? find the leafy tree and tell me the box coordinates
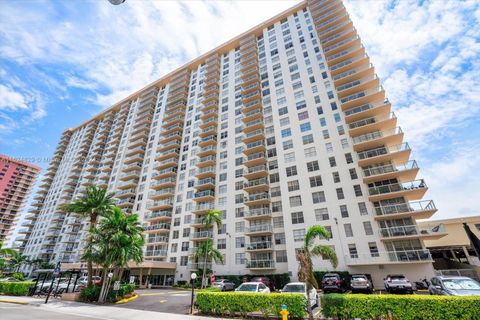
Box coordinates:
[0,241,18,271]
[191,239,224,288]
[297,225,338,320]
[9,253,30,272]
[61,185,115,286]
[87,206,144,302]
[197,209,222,288]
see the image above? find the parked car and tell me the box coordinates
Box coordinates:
[350,274,373,293]
[321,273,345,293]
[384,274,413,294]
[78,276,102,285]
[212,279,235,291]
[281,282,318,308]
[429,276,480,296]
[250,277,275,292]
[235,282,270,293]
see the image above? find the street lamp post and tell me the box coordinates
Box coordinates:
[190,272,197,314]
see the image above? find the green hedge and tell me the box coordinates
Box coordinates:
[196,292,306,318]
[321,294,480,320]
[0,282,34,296]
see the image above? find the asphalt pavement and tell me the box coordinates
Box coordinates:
[116,288,192,314]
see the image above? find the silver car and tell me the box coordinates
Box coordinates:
[212,279,235,291]
[384,274,413,294]
[429,276,480,296]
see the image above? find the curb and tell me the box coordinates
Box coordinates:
[0,299,30,305]
[115,293,139,304]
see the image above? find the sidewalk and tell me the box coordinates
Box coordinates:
[0,295,229,320]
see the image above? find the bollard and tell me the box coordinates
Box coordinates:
[280,304,289,320]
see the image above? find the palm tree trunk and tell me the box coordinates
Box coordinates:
[87,213,97,287]
[99,267,109,303]
[202,252,208,289]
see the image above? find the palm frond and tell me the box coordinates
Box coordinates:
[310,244,338,268]
[304,225,331,249]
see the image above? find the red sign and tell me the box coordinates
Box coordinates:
[210,274,215,284]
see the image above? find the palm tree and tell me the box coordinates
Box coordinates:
[0,241,18,270]
[88,206,144,302]
[61,185,115,286]
[191,239,224,287]
[297,225,338,320]
[9,253,30,272]
[198,209,222,288]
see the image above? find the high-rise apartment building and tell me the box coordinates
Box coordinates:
[20,0,446,285]
[0,155,40,242]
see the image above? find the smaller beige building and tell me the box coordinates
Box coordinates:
[418,215,480,279]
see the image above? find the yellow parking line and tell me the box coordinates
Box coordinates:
[159,300,168,303]
[139,292,167,296]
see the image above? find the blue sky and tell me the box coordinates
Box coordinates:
[0,0,479,220]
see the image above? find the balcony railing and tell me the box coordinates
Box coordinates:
[245,207,271,218]
[245,224,273,233]
[144,223,171,231]
[362,160,418,178]
[374,200,436,217]
[352,127,402,145]
[357,143,410,161]
[145,210,172,220]
[380,224,445,238]
[190,231,213,239]
[344,249,432,265]
[145,250,167,257]
[348,112,395,130]
[246,259,275,269]
[146,236,169,244]
[368,179,427,196]
[246,241,273,251]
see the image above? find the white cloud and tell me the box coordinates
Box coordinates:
[0,84,28,111]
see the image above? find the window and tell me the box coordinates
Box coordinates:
[235,221,245,232]
[344,224,353,237]
[341,138,348,148]
[273,216,284,228]
[236,237,245,248]
[286,166,297,177]
[180,256,188,266]
[332,171,340,183]
[291,211,304,224]
[358,202,368,215]
[272,201,283,212]
[284,152,295,163]
[312,191,326,203]
[271,186,281,197]
[289,195,302,207]
[369,242,379,257]
[270,173,280,183]
[235,253,246,264]
[276,250,288,263]
[235,207,244,218]
[329,156,336,167]
[288,180,300,191]
[302,134,314,144]
[293,229,306,242]
[354,185,363,197]
[306,160,319,172]
[315,208,329,221]
[182,228,190,238]
[275,232,286,244]
[304,147,316,157]
[363,221,374,235]
[348,243,358,258]
[340,205,349,218]
[215,238,226,250]
[300,122,311,132]
[283,140,293,150]
[336,188,345,200]
[322,129,329,139]
[349,168,358,180]
[326,142,333,152]
[345,153,353,164]
[298,111,309,120]
[309,175,322,187]
[281,128,292,138]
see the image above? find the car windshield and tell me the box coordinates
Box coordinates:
[390,276,406,281]
[324,276,338,280]
[443,279,480,290]
[237,284,258,292]
[283,284,304,293]
[352,276,367,281]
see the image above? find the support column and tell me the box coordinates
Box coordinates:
[462,246,474,265]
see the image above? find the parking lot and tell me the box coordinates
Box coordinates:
[116,288,192,314]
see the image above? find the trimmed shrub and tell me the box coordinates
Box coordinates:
[321,294,480,320]
[0,282,34,296]
[80,285,101,302]
[116,283,135,298]
[199,286,221,292]
[196,292,306,318]
[11,272,25,281]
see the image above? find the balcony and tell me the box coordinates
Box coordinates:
[352,127,404,152]
[374,200,437,221]
[242,99,262,114]
[117,179,138,190]
[144,223,171,233]
[245,259,275,270]
[315,11,350,34]
[242,129,265,144]
[190,230,213,241]
[357,142,411,167]
[155,157,178,170]
[146,236,169,245]
[197,145,216,158]
[243,140,266,156]
[244,178,269,193]
[119,170,141,181]
[150,177,176,190]
[368,179,428,202]
[341,86,386,112]
[117,198,135,208]
[194,177,215,191]
[246,241,273,252]
[380,224,447,241]
[190,217,207,227]
[125,146,146,157]
[348,112,397,136]
[198,126,217,138]
[160,123,182,136]
[157,140,181,152]
[242,119,264,133]
[147,199,174,211]
[199,116,217,129]
[152,167,177,180]
[362,160,419,183]
[124,154,143,165]
[337,73,379,97]
[187,262,213,270]
[145,249,167,258]
[196,166,216,179]
[244,152,267,167]
[193,190,215,202]
[245,224,273,235]
[244,164,268,180]
[155,148,180,161]
[196,155,216,168]
[344,249,433,266]
[241,74,260,89]
[145,210,172,222]
[158,131,182,144]
[198,136,217,148]
[192,202,215,215]
[148,188,175,200]
[245,207,272,220]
